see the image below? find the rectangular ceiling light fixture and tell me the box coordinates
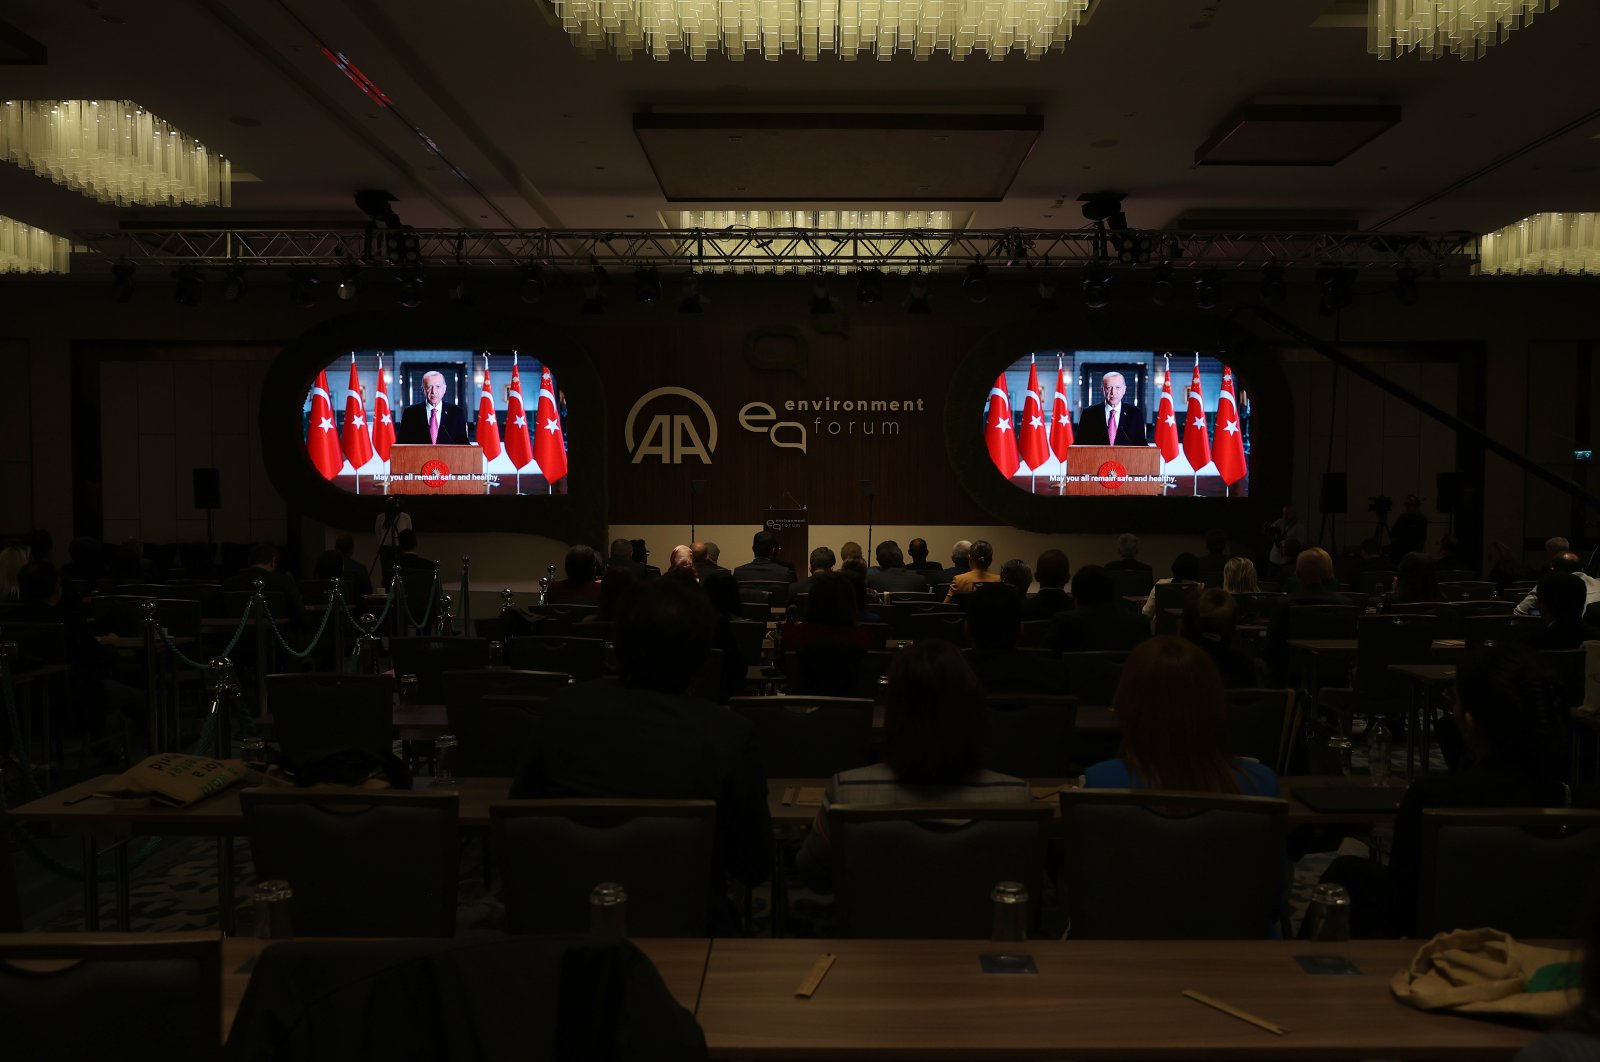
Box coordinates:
[0,213,69,273]
[1194,101,1400,166]
[0,99,231,206]
[1478,212,1600,274]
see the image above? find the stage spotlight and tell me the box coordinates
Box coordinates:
[1035,274,1059,313]
[634,265,662,304]
[1259,262,1287,304]
[963,259,989,303]
[111,257,136,302]
[396,272,423,309]
[809,272,836,314]
[519,263,545,304]
[336,263,361,301]
[1194,269,1222,310]
[904,271,931,315]
[1394,264,1420,305]
[221,263,248,303]
[1111,231,1154,265]
[678,271,704,314]
[582,261,608,314]
[288,266,319,308]
[171,263,203,307]
[1082,262,1112,310]
[855,267,884,304]
[1079,192,1127,230]
[1317,267,1357,316]
[1150,262,1175,306]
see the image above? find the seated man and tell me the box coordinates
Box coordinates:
[1021,549,1072,621]
[1264,547,1345,685]
[1515,551,1600,618]
[312,533,373,599]
[1526,572,1594,650]
[394,528,436,572]
[510,578,771,934]
[732,530,794,586]
[938,540,972,587]
[866,542,929,594]
[546,544,602,604]
[788,545,836,607]
[224,541,307,630]
[1050,565,1148,653]
[905,537,942,573]
[1104,533,1152,575]
[965,585,1070,695]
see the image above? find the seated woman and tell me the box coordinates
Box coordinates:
[1086,635,1279,796]
[797,640,1030,887]
[1318,643,1569,938]
[1222,556,1260,595]
[779,572,873,654]
[944,539,1000,601]
[544,544,602,604]
[1384,551,1442,607]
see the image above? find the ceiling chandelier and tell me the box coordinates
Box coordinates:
[550,0,1092,61]
[0,99,231,207]
[1477,212,1600,275]
[1368,0,1558,60]
[0,214,70,274]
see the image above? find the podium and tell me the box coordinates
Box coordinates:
[1062,446,1166,497]
[762,508,808,574]
[387,445,486,495]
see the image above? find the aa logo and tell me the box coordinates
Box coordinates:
[624,386,718,464]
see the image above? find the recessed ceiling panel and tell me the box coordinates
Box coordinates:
[633,113,1043,202]
[1195,103,1401,167]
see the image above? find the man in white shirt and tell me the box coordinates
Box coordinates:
[1514,550,1600,617]
[1267,504,1307,569]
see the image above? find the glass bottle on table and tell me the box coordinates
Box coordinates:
[1368,717,1392,786]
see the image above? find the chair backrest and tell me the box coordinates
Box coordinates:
[690,647,725,701]
[1355,614,1440,701]
[1420,808,1600,938]
[1439,580,1498,602]
[1059,788,1288,938]
[1057,651,1128,707]
[1107,568,1154,598]
[1151,581,1202,613]
[1223,688,1297,775]
[983,694,1079,777]
[0,933,221,1062]
[856,621,891,650]
[889,600,962,637]
[1018,619,1053,649]
[1231,592,1286,624]
[729,696,875,777]
[726,618,767,664]
[1463,614,1542,651]
[504,635,606,680]
[388,637,491,702]
[1283,603,1361,641]
[241,790,460,937]
[738,601,770,622]
[736,581,789,606]
[524,603,599,635]
[264,673,395,758]
[445,693,552,776]
[831,803,1052,938]
[493,799,717,936]
[901,611,966,646]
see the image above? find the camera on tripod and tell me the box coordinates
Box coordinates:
[1367,495,1393,517]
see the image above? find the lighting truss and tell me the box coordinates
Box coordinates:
[71,227,1480,274]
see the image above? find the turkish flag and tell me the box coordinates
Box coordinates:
[533,366,568,484]
[340,357,375,470]
[504,356,534,470]
[1213,365,1249,486]
[1019,360,1050,471]
[984,374,1019,477]
[476,356,502,460]
[1154,362,1180,462]
[371,356,395,462]
[306,370,342,480]
[1049,363,1074,461]
[1182,360,1212,472]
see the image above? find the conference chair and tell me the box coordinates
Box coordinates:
[1106,568,1154,598]
[388,636,491,703]
[1057,651,1128,707]
[1438,580,1498,602]
[725,617,767,666]
[505,634,605,680]
[783,644,869,697]
[1149,581,1202,635]
[0,933,221,1062]
[738,601,770,623]
[730,696,875,777]
[1283,603,1361,641]
[1420,808,1600,938]
[857,621,891,650]
[524,603,599,635]
[1223,688,1298,775]
[241,789,460,937]
[737,581,789,608]
[1231,592,1286,625]
[264,673,395,759]
[984,694,1079,778]
[1059,789,1288,939]
[889,600,961,639]
[446,694,552,777]
[1319,614,1439,735]
[492,799,717,936]
[901,611,966,645]
[1463,614,1542,651]
[1018,619,1053,649]
[831,803,1052,938]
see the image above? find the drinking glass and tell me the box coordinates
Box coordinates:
[590,882,628,937]
[433,734,459,786]
[990,881,1028,942]
[253,880,294,940]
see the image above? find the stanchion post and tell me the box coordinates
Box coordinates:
[391,563,407,639]
[437,595,454,638]
[140,599,161,752]
[208,656,242,936]
[356,614,378,674]
[329,576,346,668]
[251,579,268,719]
[459,556,472,636]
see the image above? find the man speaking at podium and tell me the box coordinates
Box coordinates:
[1076,370,1148,446]
[397,370,468,445]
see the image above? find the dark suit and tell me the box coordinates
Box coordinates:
[313,550,372,599]
[867,568,930,594]
[1020,587,1072,622]
[1049,601,1148,653]
[225,565,307,629]
[509,679,771,934]
[605,556,653,581]
[1076,403,1148,446]
[397,402,468,445]
[732,557,794,585]
[937,565,968,586]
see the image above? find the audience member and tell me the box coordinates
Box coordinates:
[545,544,602,603]
[797,640,1030,887]
[1318,644,1568,938]
[1388,493,1429,560]
[838,558,880,623]
[1086,635,1278,795]
[1021,549,1072,621]
[1527,573,1594,649]
[780,572,873,654]
[692,541,724,580]
[839,541,864,567]
[906,537,941,573]
[1049,565,1148,652]
[510,578,770,934]
[965,585,1070,694]
[945,540,999,600]
[629,538,662,579]
[788,546,836,605]
[312,533,372,599]
[0,545,27,601]
[225,541,307,628]
[108,538,154,582]
[588,566,636,623]
[605,537,652,579]
[1222,556,1260,595]
[867,541,929,593]
[998,558,1033,596]
[1180,589,1260,688]
[1386,551,1441,606]
[1266,504,1306,576]
[1104,533,1151,575]
[938,540,972,586]
[1141,552,1201,620]
[1434,533,1465,573]
[665,544,698,583]
[1516,550,1600,617]
[1264,547,1342,683]
[395,528,435,571]
[732,530,795,585]
[1196,528,1230,588]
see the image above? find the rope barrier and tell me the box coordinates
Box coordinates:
[261,597,336,660]
[398,573,441,632]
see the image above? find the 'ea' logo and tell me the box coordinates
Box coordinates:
[625,386,719,465]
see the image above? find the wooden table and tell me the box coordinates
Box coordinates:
[694,938,1552,1059]
[1388,663,1459,778]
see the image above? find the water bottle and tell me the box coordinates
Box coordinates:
[254,880,294,940]
[1306,882,1351,942]
[590,882,627,937]
[990,881,1029,942]
[1368,717,1392,786]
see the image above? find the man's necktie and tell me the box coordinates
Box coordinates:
[1109,409,1118,443]
[430,407,439,444]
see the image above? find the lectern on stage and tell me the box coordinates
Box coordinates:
[1062,446,1166,497]
[387,444,486,495]
[762,507,808,570]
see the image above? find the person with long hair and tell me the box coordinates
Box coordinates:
[797,640,1029,886]
[1086,635,1279,796]
[0,545,30,601]
[945,539,999,601]
[1222,556,1260,595]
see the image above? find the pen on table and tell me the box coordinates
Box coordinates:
[1182,990,1287,1036]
